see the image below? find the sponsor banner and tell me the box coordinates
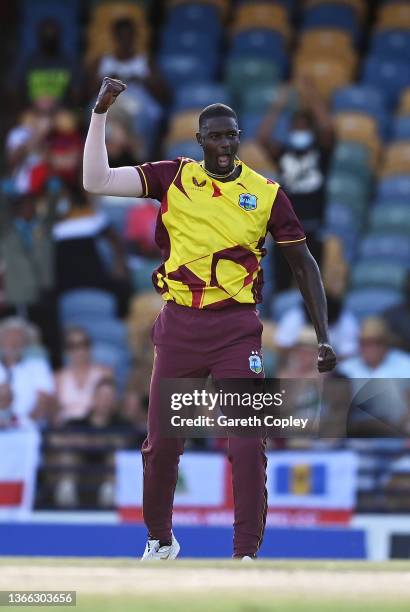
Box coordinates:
[0,428,41,520]
[116,451,357,525]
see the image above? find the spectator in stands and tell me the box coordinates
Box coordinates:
[8,18,80,109]
[0,191,61,367]
[125,200,161,260]
[106,115,144,168]
[382,270,410,353]
[54,327,112,426]
[275,288,359,359]
[48,109,83,186]
[0,317,55,427]
[53,182,131,315]
[126,292,163,411]
[0,362,16,429]
[338,318,410,435]
[90,17,167,105]
[50,377,139,508]
[89,17,168,158]
[258,76,334,290]
[5,106,53,194]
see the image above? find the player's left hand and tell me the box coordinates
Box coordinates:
[317,343,337,373]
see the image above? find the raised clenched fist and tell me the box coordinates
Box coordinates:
[94,77,127,114]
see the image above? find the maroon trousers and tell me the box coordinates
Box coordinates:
[141,301,267,557]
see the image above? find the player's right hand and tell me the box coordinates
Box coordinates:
[94,77,127,114]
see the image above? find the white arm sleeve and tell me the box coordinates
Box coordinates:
[83,111,143,197]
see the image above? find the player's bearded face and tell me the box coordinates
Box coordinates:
[198,117,240,175]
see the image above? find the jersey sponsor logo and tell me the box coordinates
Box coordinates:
[192,177,206,188]
[239,193,257,211]
[249,350,263,374]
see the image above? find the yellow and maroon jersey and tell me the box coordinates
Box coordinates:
[136,158,305,309]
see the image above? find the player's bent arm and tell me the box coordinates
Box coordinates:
[282,242,329,344]
[83,111,143,197]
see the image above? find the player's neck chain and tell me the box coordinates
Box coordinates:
[200,161,239,180]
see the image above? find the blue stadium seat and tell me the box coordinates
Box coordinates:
[358,233,410,263]
[240,113,264,139]
[326,173,370,212]
[330,142,372,175]
[173,83,231,113]
[332,86,389,138]
[59,290,117,322]
[371,30,410,61]
[92,342,130,387]
[392,116,410,141]
[272,289,301,321]
[362,57,410,109]
[345,288,403,321]
[165,2,221,35]
[377,176,410,200]
[351,259,408,291]
[324,202,360,261]
[303,4,358,38]
[160,29,220,61]
[158,55,217,89]
[369,203,410,233]
[165,141,202,161]
[230,30,288,73]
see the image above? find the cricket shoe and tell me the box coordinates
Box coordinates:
[141,533,180,561]
[241,556,255,562]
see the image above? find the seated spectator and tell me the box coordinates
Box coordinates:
[382,270,410,353]
[275,289,359,359]
[338,318,410,435]
[54,327,112,426]
[49,378,139,508]
[5,105,53,194]
[48,109,83,186]
[8,18,80,109]
[0,191,61,366]
[0,317,55,427]
[0,362,16,429]
[53,183,131,315]
[257,76,334,290]
[106,115,144,168]
[127,292,163,410]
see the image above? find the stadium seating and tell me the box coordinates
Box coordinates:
[358,234,410,264]
[362,57,410,110]
[85,1,149,66]
[369,203,410,234]
[59,290,117,322]
[345,287,403,320]
[382,143,410,177]
[19,0,80,58]
[351,259,408,291]
[375,2,410,31]
[173,83,231,114]
[392,116,410,141]
[231,3,292,40]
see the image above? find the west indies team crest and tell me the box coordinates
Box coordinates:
[249,350,263,374]
[239,193,257,211]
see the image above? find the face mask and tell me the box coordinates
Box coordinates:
[289,130,314,151]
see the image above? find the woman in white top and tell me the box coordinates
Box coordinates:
[55,327,112,425]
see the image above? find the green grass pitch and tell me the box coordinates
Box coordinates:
[0,558,409,612]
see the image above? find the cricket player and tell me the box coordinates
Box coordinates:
[83,77,337,560]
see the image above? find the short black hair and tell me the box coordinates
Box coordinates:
[198,104,238,129]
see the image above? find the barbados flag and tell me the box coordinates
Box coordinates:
[276,463,326,496]
[267,451,357,510]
